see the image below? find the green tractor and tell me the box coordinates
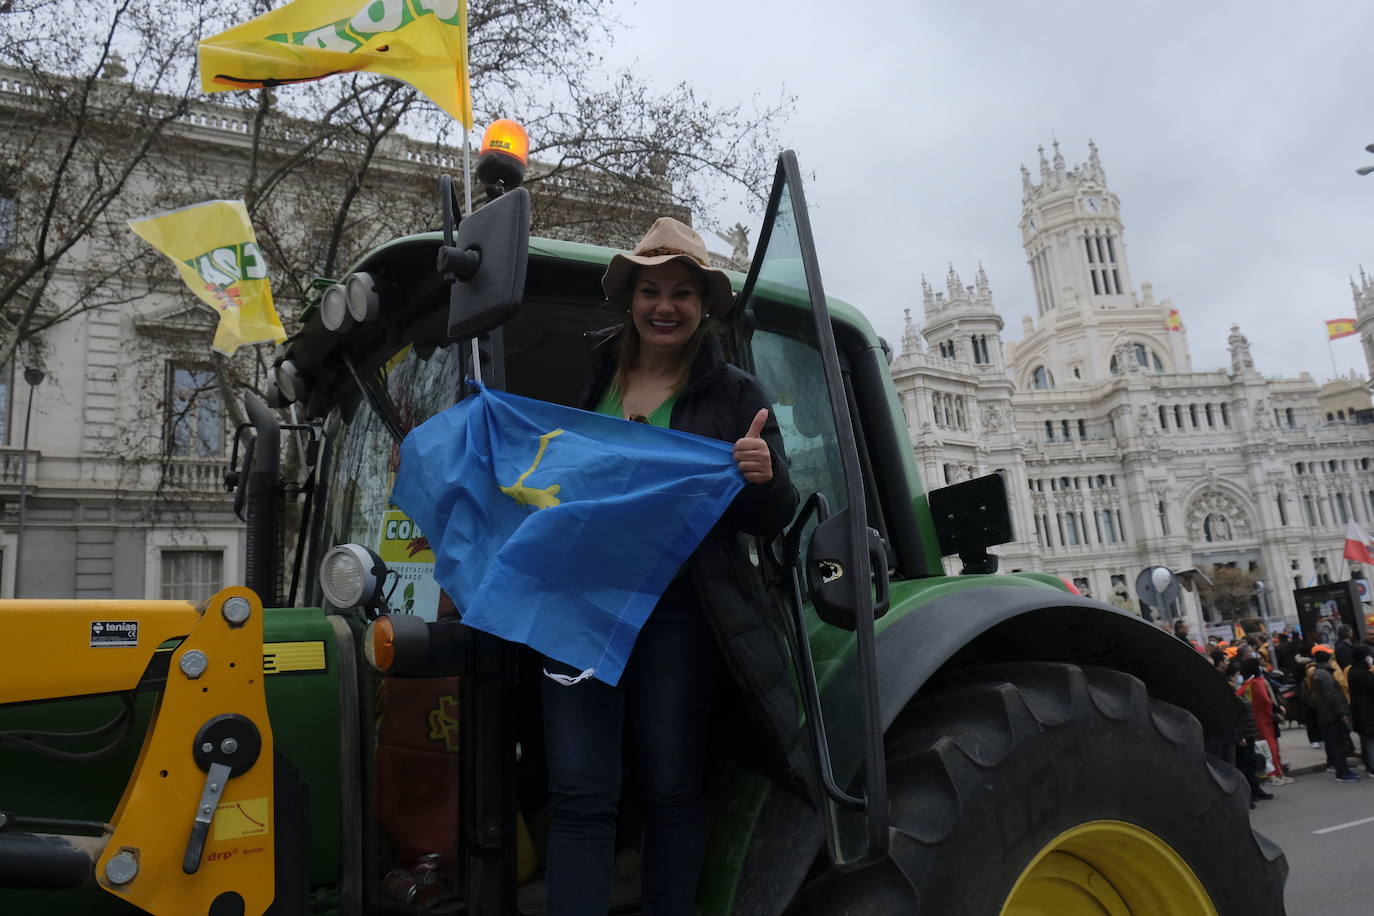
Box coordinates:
[0,151,1286,914]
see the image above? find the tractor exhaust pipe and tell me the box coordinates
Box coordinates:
[243,391,281,606]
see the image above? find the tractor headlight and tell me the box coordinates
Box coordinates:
[320,283,354,332]
[345,272,382,323]
[320,543,387,609]
[275,359,307,404]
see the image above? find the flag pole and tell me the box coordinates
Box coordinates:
[1328,335,1339,379]
[462,126,482,383]
[463,126,473,216]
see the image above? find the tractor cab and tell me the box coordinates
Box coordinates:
[272,149,901,911]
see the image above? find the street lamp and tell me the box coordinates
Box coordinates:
[14,366,44,597]
[1358,143,1374,176]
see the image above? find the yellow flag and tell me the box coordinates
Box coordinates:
[128,200,287,356]
[199,0,473,128]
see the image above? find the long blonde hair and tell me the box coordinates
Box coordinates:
[612,264,715,399]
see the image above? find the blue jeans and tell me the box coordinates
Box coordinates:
[542,579,719,916]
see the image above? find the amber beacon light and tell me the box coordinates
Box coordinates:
[476,118,529,199]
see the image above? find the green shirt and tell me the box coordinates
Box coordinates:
[594,385,678,428]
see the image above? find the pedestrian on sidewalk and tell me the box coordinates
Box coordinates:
[1347,645,1374,775]
[1311,647,1359,782]
[1237,657,1292,785]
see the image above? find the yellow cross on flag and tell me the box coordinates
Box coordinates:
[1326,318,1358,340]
[199,0,473,128]
[128,200,287,356]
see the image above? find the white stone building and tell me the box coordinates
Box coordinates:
[891,141,1374,627]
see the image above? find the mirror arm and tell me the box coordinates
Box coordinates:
[437,245,481,282]
[786,565,866,812]
[780,492,865,811]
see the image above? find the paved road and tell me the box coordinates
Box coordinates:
[1249,760,1374,916]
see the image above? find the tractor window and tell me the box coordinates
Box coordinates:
[313,342,462,617]
[751,324,849,521]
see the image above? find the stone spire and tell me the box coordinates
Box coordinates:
[923,263,998,320]
[1086,138,1104,182]
[1051,138,1066,178]
[1038,145,1051,183]
[902,308,922,355]
[1354,266,1374,314]
[1228,324,1256,375]
[946,263,962,299]
[1021,163,1033,197]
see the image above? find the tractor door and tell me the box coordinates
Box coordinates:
[731,151,890,869]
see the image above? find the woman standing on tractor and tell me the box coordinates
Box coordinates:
[539,217,799,916]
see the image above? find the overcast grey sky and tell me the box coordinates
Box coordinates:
[603,0,1373,383]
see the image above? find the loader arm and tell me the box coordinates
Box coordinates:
[0,587,277,916]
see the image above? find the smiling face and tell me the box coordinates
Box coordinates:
[629,260,706,358]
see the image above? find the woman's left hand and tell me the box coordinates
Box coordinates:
[733,409,773,484]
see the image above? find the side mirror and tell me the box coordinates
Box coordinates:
[437,179,530,340]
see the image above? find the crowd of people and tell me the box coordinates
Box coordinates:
[1169,619,1374,805]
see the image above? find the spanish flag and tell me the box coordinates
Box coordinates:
[1165,309,1182,331]
[128,201,287,356]
[1327,318,1358,340]
[199,0,474,129]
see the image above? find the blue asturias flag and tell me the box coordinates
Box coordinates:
[391,383,744,685]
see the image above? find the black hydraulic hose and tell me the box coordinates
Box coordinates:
[0,696,135,762]
[287,463,315,608]
[243,392,280,607]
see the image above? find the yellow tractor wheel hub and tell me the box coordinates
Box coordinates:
[1001,819,1217,916]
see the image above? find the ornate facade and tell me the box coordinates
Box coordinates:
[891,142,1374,626]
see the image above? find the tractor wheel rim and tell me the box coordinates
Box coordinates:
[1000,819,1217,916]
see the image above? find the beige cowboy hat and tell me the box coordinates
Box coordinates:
[601,217,735,315]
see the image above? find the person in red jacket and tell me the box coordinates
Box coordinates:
[1237,657,1292,785]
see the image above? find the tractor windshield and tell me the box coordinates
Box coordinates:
[307,258,617,616]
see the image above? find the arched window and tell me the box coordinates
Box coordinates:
[1203,513,1232,542]
[1110,346,1164,375]
[1031,366,1054,389]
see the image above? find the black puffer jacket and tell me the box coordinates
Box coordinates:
[1349,663,1374,737]
[581,331,806,789]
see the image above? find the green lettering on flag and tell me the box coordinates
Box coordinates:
[264,0,461,50]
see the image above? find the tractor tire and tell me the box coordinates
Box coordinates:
[784,662,1287,915]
